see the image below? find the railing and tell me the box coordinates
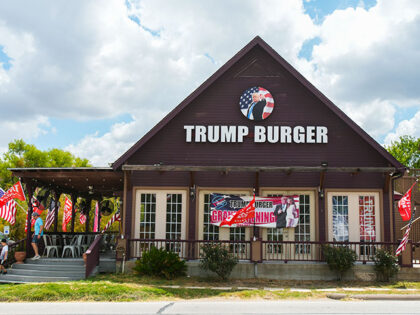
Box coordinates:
[5,239,26,266]
[127,238,404,264]
[85,234,103,278]
[128,239,251,261]
[262,240,400,263]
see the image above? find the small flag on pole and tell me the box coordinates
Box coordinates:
[0,188,17,225]
[62,196,73,232]
[44,199,57,231]
[398,180,418,221]
[102,210,120,232]
[79,212,87,225]
[396,225,411,256]
[0,181,26,208]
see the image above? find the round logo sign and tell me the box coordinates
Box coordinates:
[239,86,274,121]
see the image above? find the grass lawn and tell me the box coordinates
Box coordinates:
[0,274,420,302]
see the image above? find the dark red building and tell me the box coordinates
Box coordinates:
[12,37,406,266]
[111,36,404,262]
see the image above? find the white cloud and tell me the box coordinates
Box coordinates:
[298,0,420,141]
[384,110,420,145]
[0,0,419,165]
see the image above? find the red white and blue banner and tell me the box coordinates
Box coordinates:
[210,194,299,228]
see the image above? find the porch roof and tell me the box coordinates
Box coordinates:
[9,167,124,198]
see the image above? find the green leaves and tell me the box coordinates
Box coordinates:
[322,245,356,280]
[374,249,399,282]
[386,135,420,168]
[134,246,187,280]
[200,244,238,280]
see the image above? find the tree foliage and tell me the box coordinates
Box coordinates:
[0,139,96,241]
[0,139,90,189]
[386,135,420,169]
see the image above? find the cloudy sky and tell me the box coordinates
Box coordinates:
[0,0,419,165]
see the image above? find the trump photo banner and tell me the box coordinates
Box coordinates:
[210,193,299,228]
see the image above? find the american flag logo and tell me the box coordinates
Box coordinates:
[0,188,17,225]
[239,86,274,121]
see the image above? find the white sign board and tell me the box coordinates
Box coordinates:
[3,226,9,235]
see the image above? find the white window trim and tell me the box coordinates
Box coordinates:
[135,189,187,240]
[327,191,381,242]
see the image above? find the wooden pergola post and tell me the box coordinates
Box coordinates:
[97,198,102,233]
[53,190,60,233]
[24,181,34,256]
[85,197,92,232]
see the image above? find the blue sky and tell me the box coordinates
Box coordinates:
[0,0,418,165]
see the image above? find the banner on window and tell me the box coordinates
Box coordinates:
[210,193,299,228]
[359,196,376,241]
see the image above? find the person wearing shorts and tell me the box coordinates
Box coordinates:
[31,212,44,260]
[0,239,8,274]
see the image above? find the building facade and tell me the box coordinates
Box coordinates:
[112,37,404,262]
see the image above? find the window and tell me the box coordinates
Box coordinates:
[230,227,246,254]
[359,195,376,242]
[267,228,283,254]
[203,194,219,241]
[295,194,311,253]
[359,195,376,256]
[166,193,182,252]
[139,193,156,239]
[332,196,349,242]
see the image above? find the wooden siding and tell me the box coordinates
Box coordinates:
[126,45,391,169]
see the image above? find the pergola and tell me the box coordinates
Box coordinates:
[9,168,124,251]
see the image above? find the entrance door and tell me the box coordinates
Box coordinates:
[134,189,187,256]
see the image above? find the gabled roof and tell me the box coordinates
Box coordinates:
[112,36,405,171]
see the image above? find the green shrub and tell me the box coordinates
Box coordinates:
[374,249,399,282]
[322,245,356,280]
[134,246,187,279]
[200,243,238,280]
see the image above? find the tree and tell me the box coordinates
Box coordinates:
[0,139,91,240]
[386,136,420,169]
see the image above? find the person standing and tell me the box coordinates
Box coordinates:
[0,239,8,274]
[31,212,44,259]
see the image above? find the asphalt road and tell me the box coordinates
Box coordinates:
[1,300,420,315]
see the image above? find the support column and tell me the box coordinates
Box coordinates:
[85,197,92,232]
[24,181,34,256]
[253,172,260,239]
[53,191,60,233]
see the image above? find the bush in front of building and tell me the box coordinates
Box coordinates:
[374,249,399,282]
[322,245,356,280]
[133,246,187,279]
[200,243,238,280]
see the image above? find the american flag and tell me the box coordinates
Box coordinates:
[62,196,73,232]
[396,225,411,256]
[102,210,120,232]
[0,181,26,208]
[79,212,87,225]
[0,188,17,225]
[44,199,57,231]
[239,86,274,120]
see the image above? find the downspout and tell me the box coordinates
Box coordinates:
[391,169,405,242]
